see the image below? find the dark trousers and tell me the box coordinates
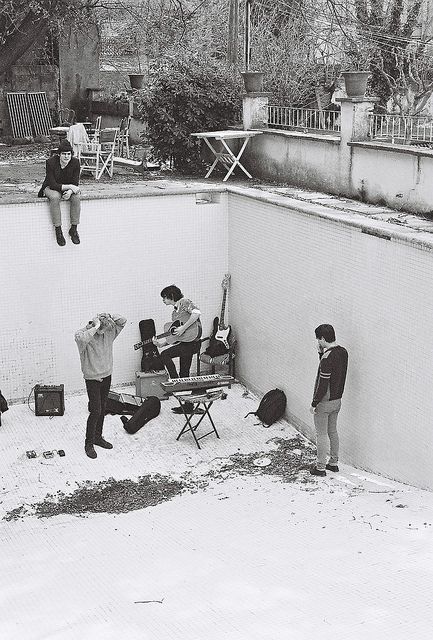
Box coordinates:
[85,375,111,444]
[159,342,197,378]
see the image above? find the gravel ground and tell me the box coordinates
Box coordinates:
[0,142,167,185]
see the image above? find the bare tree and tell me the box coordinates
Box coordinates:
[0,0,102,75]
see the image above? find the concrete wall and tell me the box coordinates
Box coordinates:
[242,95,433,214]
[350,142,433,212]
[245,130,341,192]
[58,23,100,121]
[0,192,228,400]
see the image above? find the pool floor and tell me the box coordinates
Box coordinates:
[1,384,433,639]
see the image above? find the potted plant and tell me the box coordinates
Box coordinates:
[341,42,372,98]
[241,71,264,93]
[128,34,145,90]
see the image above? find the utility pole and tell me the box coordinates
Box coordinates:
[244,0,252,70]
[227,0,240,69]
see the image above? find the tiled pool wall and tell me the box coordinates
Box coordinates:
[2,187,433,490]
[227,190,433,491]
[0,191,229,401]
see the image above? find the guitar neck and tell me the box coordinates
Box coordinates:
[139,330,170,348]
[219,289,228,329]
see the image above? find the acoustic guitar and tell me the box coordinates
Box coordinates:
[133,316,201,351]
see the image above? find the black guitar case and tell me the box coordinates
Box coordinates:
[139,319,164,372]
[121,396,161,434]
[205,317,229,357]
[105,391,143,415]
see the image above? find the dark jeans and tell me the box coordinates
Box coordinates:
[159,342,198,378]
[85,375,111,444]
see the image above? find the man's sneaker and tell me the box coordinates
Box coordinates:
[69,226,80,244]
[85,443,97,459]
[55,226,66,246]
[94,437,113,449]
[326,463,339,472]
[310,466,326,477]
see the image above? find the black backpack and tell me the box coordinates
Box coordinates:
[245,388,287,427]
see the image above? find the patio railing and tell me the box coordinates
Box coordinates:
[268,106,341,133]
[369,113,433,145]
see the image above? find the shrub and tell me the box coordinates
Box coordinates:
[135,54,242,172]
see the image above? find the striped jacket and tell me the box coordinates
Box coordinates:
[312,345,348,407]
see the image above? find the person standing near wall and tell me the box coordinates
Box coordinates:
[38,139,81,246]
[310,324,348,477]
[75,313,127,459]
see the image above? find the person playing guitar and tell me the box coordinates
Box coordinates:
[153,285,202,414]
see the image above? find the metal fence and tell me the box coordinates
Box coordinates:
[268,106,341,133]
[369,113,433,145]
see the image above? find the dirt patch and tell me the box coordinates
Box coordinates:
[4,436,316,521]
[4,474,184,521]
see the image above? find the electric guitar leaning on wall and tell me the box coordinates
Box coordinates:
[133,313,201,351]
[205,274,232,357]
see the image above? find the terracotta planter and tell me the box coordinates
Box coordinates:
[342,71,370,98]
[129,74,145,90]
[241,71,264,93]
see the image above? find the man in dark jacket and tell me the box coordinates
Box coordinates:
[310,324,348,477]
[38,139,81,246]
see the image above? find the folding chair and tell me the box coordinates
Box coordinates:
[78,128,119,180]
[117,116,131,158]
[88,115,102,143]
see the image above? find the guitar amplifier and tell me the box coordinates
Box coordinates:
[135,371,168,400]
[34,384,65,416]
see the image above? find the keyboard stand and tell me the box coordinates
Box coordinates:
[173,389,223,449]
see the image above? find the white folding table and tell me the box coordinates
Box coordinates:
[191,130,262,181]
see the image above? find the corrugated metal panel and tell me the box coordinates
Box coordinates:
[27,92,53,136]
[6,93,32,138]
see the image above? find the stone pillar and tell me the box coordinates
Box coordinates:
[242,92,271,130]
[336,97,379,195]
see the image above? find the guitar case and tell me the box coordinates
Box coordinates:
[139,319,164,372]
[105,391,143,415]
[121,396,161,434]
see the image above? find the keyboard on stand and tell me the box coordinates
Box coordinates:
[161,374,234,394]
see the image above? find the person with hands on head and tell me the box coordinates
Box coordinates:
[309,324,348,477]
[75,312,127,459]
[38,139,81,246]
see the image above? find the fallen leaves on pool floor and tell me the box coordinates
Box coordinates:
[4,436,316,521]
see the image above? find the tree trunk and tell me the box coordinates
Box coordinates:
[0,12,50,76]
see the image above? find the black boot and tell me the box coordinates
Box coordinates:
[55,226,66,246]
[69,225,80,244]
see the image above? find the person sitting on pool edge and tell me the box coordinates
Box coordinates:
[38,139,81,246]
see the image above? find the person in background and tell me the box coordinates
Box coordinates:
[38,139,81,246]
[310,324,348,477]
[153,284,202,414]
[75,313,127,459]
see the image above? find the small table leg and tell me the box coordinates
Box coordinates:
[175,398,220,448]
[220,138,253,181]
